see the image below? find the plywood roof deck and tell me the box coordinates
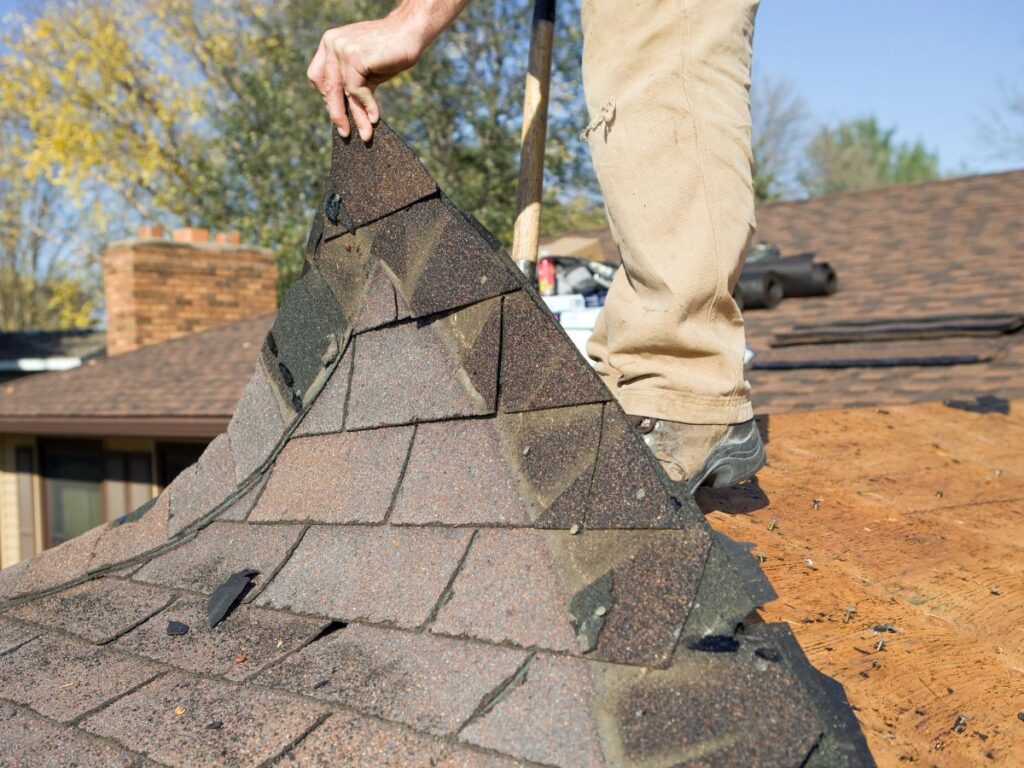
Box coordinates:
[701,399,1024,767]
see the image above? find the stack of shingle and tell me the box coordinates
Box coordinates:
[0,122,874,767]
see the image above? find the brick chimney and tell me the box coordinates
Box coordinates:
[102,227,278,356]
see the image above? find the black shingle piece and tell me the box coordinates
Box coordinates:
[266,261,348,405]
[596,634,822,767]
[353,260,400,332]
[328,120,437,228]
[227,360,288,484]
[499,404,604,528]
[0,701,137,768]
[8,578,174,645]
[361,195,521,318]
[500,290,612,414]
[346,297,501,430]
[207,569,259,627]
[584,405,701,529]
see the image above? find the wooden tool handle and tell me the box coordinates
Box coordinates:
[511,0,557,280]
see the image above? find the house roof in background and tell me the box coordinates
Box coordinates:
[0,315,272,437]
[0,329,106,371]
[746,170,1024,412]
[547,170,1024,414]
[0,121,870,768]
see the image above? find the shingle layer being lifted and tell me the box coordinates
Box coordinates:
[0,121,874,767]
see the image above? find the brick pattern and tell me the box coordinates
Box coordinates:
[0,118,868,768]
[103,240,277,356]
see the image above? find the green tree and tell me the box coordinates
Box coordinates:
[1,0,600,295]
[799,117,940,197]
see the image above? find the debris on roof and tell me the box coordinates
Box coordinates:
[0,120,874,767]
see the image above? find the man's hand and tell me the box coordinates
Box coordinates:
[308,1,470,142]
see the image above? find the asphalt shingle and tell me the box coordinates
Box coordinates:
[167,432,238,536]
[256,623,527,736]
[81,672,326,767]
[0,701,138,768]
[0,634,161,723]
[227,361,288,483]
[255,525,472,627]
[251,428,414,524]
[328,121,437,229]
[390,419,532,526]
[0,114,872,768]
[460,655,605,768]
[500,291,611,413]
[361,195,521,318]
[133,521,303,595]
[346,298,501,430]
[432,530,577,652]
[8,578,175,644]
[116,595,328,681]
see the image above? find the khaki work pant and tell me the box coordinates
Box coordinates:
[582,0,758,425]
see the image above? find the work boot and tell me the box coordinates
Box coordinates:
[628,415,766,493]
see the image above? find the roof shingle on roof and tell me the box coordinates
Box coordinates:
[0,313,273,435]
[747,171,1024,412]
[0,122,873,767]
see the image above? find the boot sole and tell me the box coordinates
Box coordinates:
[686,420,767,494]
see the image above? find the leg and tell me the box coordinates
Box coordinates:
[582,0,758,427]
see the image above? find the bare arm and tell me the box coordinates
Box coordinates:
[307,0,471,142]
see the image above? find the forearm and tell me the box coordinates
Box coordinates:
[389,0,472,54]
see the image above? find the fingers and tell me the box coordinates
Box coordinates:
[306,38,326,88]
[347,85,380,142]
[322,46,351,139]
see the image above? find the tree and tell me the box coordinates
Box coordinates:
[0,0,600,294]
[979,78,1024,162]
[750,73,809,202]
[799,117,940,197]
[0,121,100,331]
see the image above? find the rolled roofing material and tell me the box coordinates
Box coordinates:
[736,271,785,310]
[774,312,1024,347]
[744,253,838,298]
[753,337,1009,370]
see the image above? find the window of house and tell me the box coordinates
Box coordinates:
[39,440,104,547]
[156,442,207,488]
[35,439,208,550]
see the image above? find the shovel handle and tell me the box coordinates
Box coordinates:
[511,0,557,280]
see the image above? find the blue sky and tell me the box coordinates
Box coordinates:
[754,2,1024,174]
[2,1,1022,175]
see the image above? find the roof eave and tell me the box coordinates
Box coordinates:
[0,415,229,439]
